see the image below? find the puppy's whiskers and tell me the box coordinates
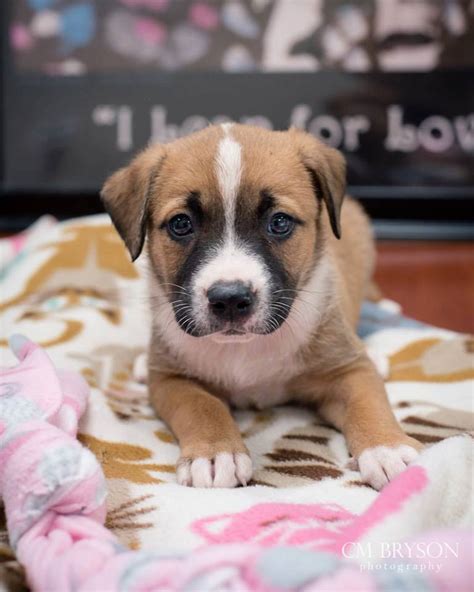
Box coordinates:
[271,300,309,330]
[273,287,328,296]
[159,282,189,292]
[269,305,299,343]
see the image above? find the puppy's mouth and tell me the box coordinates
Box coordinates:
[210,329,257,344]
[223,328,246,336]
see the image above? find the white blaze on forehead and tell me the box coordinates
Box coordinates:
[215,123,242,230]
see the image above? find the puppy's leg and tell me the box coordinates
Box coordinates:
[316,357,422,490]
[149,372,252,488]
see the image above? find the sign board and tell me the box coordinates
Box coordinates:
[2,0,473,236]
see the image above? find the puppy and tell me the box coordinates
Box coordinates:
[102,124,421,491]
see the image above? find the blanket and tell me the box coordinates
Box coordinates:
[1,215,473,591]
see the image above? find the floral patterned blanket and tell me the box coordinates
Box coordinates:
[1,215,473,590]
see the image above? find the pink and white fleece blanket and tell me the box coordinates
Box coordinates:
[0,215,473,591]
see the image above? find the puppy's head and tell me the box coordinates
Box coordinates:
[101,124,345,341]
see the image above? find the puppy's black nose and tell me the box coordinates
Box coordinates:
[207,282,254,321]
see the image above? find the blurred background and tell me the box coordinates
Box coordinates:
[1,0,473,331]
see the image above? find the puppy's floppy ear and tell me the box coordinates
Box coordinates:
[290,129,346,239]
[101,145,165,261]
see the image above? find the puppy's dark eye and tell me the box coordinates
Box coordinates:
[267,213,295,237]
[168,214,193,238]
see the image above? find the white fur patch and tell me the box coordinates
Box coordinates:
[357,445,419,490]
[176,452,253,488]
[191,240,270,330]
[193,243,269,293]
[215,123,242,231]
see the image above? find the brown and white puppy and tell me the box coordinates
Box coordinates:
[102,123,421,491]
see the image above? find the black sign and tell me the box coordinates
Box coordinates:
[3,71,473,196]
[1,0,473,237]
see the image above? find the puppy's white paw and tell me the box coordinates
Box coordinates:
[176,452,253,488]
[356,445,419,490]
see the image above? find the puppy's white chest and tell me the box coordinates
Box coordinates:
[169,336,299,409]
[227,381,290,409]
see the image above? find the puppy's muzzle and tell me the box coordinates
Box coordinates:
[207,281,255,323]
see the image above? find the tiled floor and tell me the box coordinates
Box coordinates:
[375,241,474,333]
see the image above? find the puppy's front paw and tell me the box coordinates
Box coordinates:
[176,452,253,488]
[355,443,420,491]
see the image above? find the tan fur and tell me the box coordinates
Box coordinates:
[149,372,248,460]
[102,124,421,489]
